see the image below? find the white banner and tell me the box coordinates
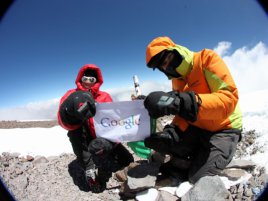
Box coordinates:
[93,100,151,142]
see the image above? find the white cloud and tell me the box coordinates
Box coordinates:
[213,41,232,56]
[1,41,268,120]
[214,41,268,93]
[107,80,172,102]
[0,81,172,121]
[0,98,60,121]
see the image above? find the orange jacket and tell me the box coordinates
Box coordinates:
[146,37,242,132]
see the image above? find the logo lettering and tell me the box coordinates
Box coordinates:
[100,115,140,129]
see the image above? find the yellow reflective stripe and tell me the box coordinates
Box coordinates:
[177,59,192,77]
[229,103,243,129]
[168,45,193,77]
[204,69,242,129]
[204,69,230,92]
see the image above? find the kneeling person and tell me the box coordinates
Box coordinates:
[58,64,134,193]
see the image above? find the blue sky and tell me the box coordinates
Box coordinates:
[0,0,268,112]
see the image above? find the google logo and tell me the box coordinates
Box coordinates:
[100,115,140,129]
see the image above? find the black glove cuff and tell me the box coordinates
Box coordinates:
[177,91,200,122]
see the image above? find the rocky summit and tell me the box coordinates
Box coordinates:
[0,120,268,201]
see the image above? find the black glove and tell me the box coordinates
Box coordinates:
[59,91,96,125]
[144,91,180,118]
[88,138,113,156]
[72,91,96,120]
[144,91,200,122]
[144,124,180,153]
[136,95,146,100]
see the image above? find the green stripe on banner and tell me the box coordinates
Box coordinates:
[127,118,156,159]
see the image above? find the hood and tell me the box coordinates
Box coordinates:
[146,36,194,78]
[146,36,176,64]
[75,64,104,96]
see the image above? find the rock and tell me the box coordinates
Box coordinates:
[32,156,48,165]
[155,177,176,188]
[0,121,267,201]
[16,174,29,190]
[258,173,268,185]
[127,163,160,190]
[222,168,251,180]
[226,159,256,170]
[26,155,34,161]
[114,162,140,182]
[114,169,128,182]
[181,175,229,201]
[175,181,193,197]
[119,181,145,199]
[244,188,253,197]
[159,190,179,201]
[10,152,20,158]
[136,188,160,201]
[119,162,160,199]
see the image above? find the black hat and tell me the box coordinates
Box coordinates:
[84,69,97,78]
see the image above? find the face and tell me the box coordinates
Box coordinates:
[81,76,97,89]
[82,81,95,89]
[157,51,182,78]
[158,51,176,71]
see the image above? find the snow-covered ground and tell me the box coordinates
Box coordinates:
[0,90,268,171]
[0,126,72,156]
[239,90,268,170]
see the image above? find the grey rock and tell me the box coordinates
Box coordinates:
[159,190,178,201]
[222,168,251,180]
[0,122,266,201]
[26,155,34,161]
[181,176,229,201]
[10,152,21,158]
[32,156,49,165]
[226,159,256,169]
[244,188,253,197]
[127,163,160,189]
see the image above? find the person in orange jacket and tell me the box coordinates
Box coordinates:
[58,64,133,193]
[143,36,242,184]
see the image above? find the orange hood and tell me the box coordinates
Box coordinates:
[146,36,176,64]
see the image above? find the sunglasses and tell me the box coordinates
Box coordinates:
[81,76,97,83]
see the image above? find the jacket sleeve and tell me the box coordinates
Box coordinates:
[197,50,238,120]
[103,92,113,102]
[95,91,113,103]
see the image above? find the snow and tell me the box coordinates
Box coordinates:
[0,126,73,157]
[239,90,268,171]
[0,90,268,172]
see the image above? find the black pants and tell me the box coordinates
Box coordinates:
[154,126,241,184]
[67,127,134,171]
